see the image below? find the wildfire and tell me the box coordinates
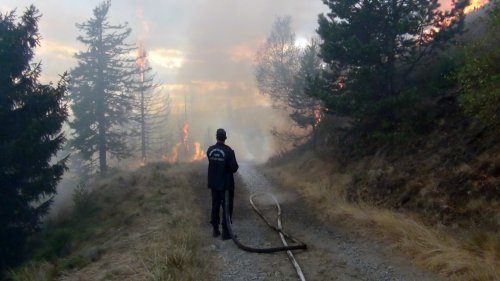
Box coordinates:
[313,106,323,128]
[161,121,206,163]
[127,158,147,170]
[464,0,488,14]
[136,42,147,83]
[191,142,206,161]
[183,121,190,152]
[162,143,181,163]
[422,0,489,40]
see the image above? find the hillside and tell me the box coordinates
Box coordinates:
[263,102,500,280]
[5,128,498,281]
[6,161,447,281]
[257,6,499,279]
[5,163,215,281]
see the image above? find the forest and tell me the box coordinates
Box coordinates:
[0,0,498,280]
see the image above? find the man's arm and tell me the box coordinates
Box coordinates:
[229,149,239,173]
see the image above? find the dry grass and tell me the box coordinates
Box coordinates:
[135,165,211,281]
[7,162,214,281]
[6,261,54,281]
[265,150,500,281]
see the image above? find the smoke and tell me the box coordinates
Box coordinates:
[161,1,327,162]
[2,0,475,163]
[3,0,479,219]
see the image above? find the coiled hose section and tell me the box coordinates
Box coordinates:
[224,190,307,281]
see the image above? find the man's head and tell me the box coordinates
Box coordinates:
[216,128,227,142]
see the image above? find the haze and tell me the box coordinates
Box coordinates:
[1,0,459,161]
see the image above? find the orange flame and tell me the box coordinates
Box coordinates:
[128,158,146,170]
[191,142,206,161]
[464,0,488,14]
[161,121,206,163]
[314,106,323,128]
[422,0,489,41]
[136,42,147,83]
[162,143,182,163]
[183,121,190,152]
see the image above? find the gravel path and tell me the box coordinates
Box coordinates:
[197,167,299,280]
[195,162,443,281]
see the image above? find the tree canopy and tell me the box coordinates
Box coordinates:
[315,0,468,143]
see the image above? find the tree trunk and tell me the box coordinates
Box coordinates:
[140,87,146,162]
[97,75,107,174]
[311,107,317,150]
[98,108,107,175]
[97,28,107,175]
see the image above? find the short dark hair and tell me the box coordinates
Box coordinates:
[216,128,227,141]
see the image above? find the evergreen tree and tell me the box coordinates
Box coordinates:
[290,39,323,144]
[316,0,468,143]
[0,6,68,272]
[69,0,136,175]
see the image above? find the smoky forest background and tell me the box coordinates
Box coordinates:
[0,0,498,279]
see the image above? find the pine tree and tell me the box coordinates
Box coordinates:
[290,39,323,143]
[0,6,68,272]
[316,0,468,143]
[69,0,136,175]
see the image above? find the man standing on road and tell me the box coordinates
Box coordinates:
[207,128,239,240]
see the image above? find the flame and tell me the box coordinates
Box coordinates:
[161,121,206,163]
[183,121,190,152]
[136,42,147,83]
[162,143,182,163]
[191,142,206,161]
[128,158,146,170]
[314,106,323,127]
[420,0,489,42]
[464,0,488,14]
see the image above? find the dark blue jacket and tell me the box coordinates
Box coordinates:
[207,142,239,191]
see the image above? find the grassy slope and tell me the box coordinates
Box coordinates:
[263,137,499,281]
[262,11,500,278]
[6,163,214,281]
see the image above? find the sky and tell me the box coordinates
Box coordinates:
[1,0,469,162]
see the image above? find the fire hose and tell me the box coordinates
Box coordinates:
[224,191,307,281]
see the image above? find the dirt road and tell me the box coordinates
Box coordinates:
[194,162,442,281]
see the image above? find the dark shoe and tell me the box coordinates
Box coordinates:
[212,226,221,237]
[221,228,231,240]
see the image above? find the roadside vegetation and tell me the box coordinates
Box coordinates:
[5,163,214,281]
[265,145,498,281]
[261,2,499,281]
[2,0,498,280]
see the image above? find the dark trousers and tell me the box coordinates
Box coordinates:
[210,189,234,229]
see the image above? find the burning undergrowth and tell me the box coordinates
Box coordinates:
[162,121,206,163]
